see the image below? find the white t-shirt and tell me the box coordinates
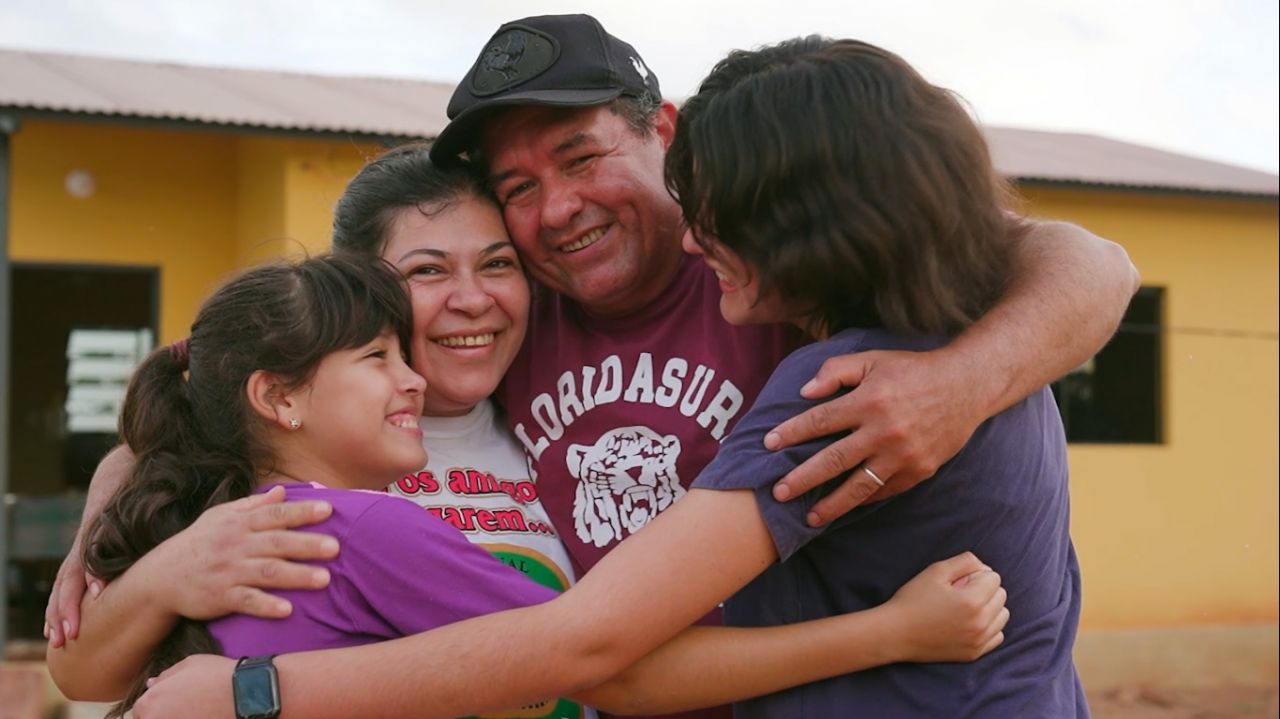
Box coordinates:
[387,398,578,592]
[387,399,594,719]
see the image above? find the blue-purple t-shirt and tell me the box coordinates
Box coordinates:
[693,328,1088,718]
[208,483,558,656]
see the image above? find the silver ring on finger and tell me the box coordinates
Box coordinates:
[860,464,885,487]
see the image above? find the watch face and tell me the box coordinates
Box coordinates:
[233,665,280,719]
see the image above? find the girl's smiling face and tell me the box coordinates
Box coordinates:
[381,195,530,417]
[284,330,428,489]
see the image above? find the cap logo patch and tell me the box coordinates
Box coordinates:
[470,26,560,97]
[630,56,649,82]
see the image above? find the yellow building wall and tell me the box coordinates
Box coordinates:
[283,143,375,257]
[1020,187,1279,630]
[9,118,381,342]
[234,137,376,265]
[9,119,239,344]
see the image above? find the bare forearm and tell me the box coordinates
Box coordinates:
[274,602,617,719]
[46,445,158,698]
[272,492,775,719]
[580,607,899,715]
[271,603,892,719]
[956,219,1139,416]
[46,551,178,699]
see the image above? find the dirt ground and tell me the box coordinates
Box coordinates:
[1087,684,1279,719]
[9,640,1279,719]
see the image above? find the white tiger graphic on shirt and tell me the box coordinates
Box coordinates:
[566,426,685,547]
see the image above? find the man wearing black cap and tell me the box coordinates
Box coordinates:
[57,14,1139,719]
[424,14,1135,581]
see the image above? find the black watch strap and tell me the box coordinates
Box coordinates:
[233,655,281,719]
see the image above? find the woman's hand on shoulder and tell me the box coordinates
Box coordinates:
[147,486,340,620]
[880,551,1009,663]
[44,535,104,648]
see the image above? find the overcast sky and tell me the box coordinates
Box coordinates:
[2,0,1276,173]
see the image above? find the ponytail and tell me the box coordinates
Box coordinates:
[83,343,245,718]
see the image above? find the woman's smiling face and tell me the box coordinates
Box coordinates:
[381,195,530,417]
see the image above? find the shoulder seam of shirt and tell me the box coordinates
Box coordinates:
[325,493,404,636]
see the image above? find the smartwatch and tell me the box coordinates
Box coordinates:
[232,655,281,719]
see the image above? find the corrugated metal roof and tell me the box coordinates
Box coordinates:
[986,126,1278,198]
[0,48,451,138]
[2,48,1276,198]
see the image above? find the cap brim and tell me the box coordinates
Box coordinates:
[429,87,625,166]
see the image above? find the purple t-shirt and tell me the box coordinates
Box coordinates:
[498,255,801,719]
[208,483,557,656]
[694,328,1087,718]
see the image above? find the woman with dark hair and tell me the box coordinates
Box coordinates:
[128,38,1077,719]
[53,147,1009,719]
[333,144,586,638]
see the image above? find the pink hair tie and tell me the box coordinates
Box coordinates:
[170,337,191,369]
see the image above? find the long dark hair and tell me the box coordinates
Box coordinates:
[332,142,491,257]
[667,36,1028,337]
[82,254,414,717]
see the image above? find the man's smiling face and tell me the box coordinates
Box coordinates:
[481,102,686,317]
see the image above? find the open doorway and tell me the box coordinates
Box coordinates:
[5,262,157,639]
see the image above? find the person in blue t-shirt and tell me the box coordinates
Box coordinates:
[667,37,1088,717]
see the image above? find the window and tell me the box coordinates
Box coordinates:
[1051,287,1163,444]
[7,263,157,493]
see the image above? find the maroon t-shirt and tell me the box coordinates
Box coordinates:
[500,254,800,574]
[499,255,800,719]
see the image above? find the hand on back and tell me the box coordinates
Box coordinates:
[46,484,340,644]
[767,348,989,525]
[146,485,339,620]
[882,552,1009,664]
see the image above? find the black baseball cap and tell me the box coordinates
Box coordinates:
[429,14,662,165]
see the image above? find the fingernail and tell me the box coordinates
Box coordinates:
[43,623,50,639]
[146,677,157,688]
[277,600,293,615]
[313,569,330,586]
[806,511,824,527]
[800,379,819,395]
[62,620,71,637]
[764,431,781,450]
[89,582,102,598]
[321,537,340,554]
[773,484,791,501]
[315,502,333,518]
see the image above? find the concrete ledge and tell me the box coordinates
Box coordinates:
[1076,624,1279,691]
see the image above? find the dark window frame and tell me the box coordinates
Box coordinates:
[1051,286,1164,445]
